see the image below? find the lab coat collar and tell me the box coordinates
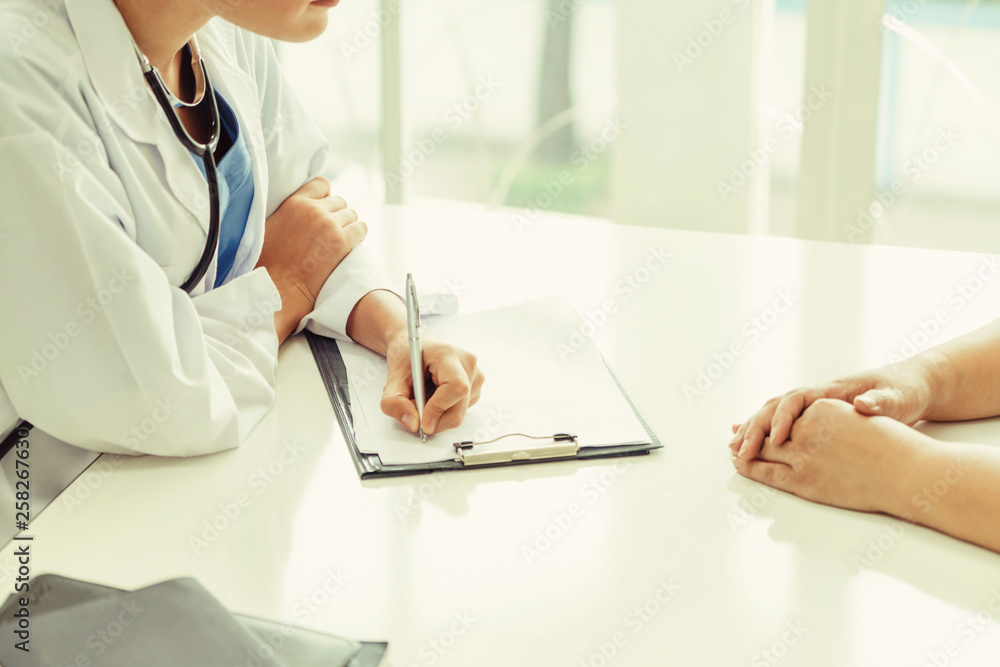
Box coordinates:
[64,0,161,147]
[64,0,264,290]
[65,0,213,248]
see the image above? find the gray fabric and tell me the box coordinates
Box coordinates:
[0,574,375,667]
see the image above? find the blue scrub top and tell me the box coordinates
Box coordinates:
[191,91,254,288]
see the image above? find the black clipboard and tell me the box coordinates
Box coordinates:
[305,331,662,479]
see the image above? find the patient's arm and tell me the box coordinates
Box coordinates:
[732,398,1000,554]
[893,439,1000,554]
[923,318,1000,421]
[732,317,1000,460]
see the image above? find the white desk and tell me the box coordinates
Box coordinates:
[4,206,1000,666]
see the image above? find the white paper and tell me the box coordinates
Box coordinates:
[338,296,651,465]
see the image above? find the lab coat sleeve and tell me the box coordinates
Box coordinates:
[242,31,395,342]
[0,132,280,457]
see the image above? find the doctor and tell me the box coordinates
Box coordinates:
[0,0,484,455]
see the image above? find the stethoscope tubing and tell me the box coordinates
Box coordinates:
[142,55,223,294]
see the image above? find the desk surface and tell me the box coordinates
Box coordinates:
[3,205,1000,666]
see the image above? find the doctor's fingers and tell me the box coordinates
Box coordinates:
[421,361,478,435]
[298,176,332,199]
[380,369,421,433]
[438,346,484,407]
[423,391,470,435]
[314,212,368,250]
[318,194,349,212]
[328,207,359,226]
[294,177,351,212]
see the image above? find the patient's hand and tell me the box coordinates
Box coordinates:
[730,359,941,460]
[731,398,926,516]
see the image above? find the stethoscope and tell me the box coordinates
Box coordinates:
[129,35,222,294]
[0,39,227,483]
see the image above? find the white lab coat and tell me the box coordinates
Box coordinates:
[0,0,389,455]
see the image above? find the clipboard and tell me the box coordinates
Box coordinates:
[306,326,662,480]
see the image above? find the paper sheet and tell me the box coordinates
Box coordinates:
[338,296,651,465]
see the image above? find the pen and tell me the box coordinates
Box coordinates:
[406,273,427,442]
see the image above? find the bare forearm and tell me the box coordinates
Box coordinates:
[889,438,1000,554]
[269,277,313,344]
[920,318,1000,421]
[268,284,407,350]
[345,289,407,356]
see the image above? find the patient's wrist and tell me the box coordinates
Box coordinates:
[881,430,940,521]
[915,348,956,421]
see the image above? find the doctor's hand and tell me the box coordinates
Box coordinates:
[256,177,368,342]
[380,330,485,436]
[729,357,940,461]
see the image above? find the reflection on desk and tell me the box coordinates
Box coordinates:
[1,205,998,666]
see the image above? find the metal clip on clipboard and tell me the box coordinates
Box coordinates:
[453,433,579,466]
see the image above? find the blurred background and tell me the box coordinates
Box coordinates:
[276,0,1000,253]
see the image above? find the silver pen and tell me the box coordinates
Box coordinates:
[406,273,427,442]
